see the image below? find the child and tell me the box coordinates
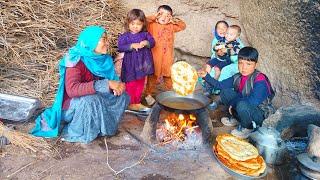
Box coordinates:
[118,9,155,111]
[210,20,229,59]
[202,21,229,96]
[206,25,242,80]
[144,5,186,105]
[198,47,275,139]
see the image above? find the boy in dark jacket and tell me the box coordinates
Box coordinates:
[198,47,275,138]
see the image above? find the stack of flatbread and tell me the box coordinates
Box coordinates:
[171,61,198,96]
[213,134,266,177]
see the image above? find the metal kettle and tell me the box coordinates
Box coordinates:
[249,126,287,165]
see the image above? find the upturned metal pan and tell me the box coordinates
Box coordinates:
[156,91,211,112]
[0,93,40,121]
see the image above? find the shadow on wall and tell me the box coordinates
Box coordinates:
[240,0,320,107]
[299,1,320,100]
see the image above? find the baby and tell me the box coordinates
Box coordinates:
[206,25,242,80]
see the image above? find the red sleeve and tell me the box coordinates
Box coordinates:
[65,62,96,98]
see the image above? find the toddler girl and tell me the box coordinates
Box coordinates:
[202,21,229,96]
[210,21,229,59]
[118,9,155,111]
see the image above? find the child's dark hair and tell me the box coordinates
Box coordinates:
[157,5,173,14]
[125,9,147,32]
[215,20,229,30]
[238,47,259,62]
[229,25,241,35]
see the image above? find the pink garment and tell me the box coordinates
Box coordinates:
[238,73,271,93]
[125,77,146,104]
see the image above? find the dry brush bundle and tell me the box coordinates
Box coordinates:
[0,121,52,154]
[0,0,126,106]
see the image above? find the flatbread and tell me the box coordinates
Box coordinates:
[214,144,266,177]
[217,134,259,161]
[216,144,262,170]
[171,61,198,96]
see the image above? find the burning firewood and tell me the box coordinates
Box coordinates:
[156,113,200,145]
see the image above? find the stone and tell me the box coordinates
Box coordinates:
[240,0,320,107]
[121,0,248,67]
[262,104,320,139]
[307,124,320,160]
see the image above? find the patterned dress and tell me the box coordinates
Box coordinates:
[118,32,155,82]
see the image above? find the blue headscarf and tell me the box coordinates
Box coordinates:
[212,30,225,41]
[31,26,119,137]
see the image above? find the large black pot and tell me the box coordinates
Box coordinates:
[156,91,211,113]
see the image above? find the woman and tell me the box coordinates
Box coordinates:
[31,26,129,143]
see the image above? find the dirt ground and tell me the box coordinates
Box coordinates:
[0,103,297,180]
[0,110,226,179]
[0,84,299,180]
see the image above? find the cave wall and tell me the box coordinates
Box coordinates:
[121,0,247,69]
[240,0,320,107]
[121,0,320,107]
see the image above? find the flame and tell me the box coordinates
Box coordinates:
[161,113,198,142]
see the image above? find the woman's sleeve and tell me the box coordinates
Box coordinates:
[65,66,96,98]
[173,19,186,32]
[146,32,155,48]
[94,79,110,93]
[118,34,132,52]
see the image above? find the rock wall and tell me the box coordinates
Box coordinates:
[263,104,320,139]
[240,0,320,107]
[120,0,247,69]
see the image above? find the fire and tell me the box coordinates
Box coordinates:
[157,113,199,143]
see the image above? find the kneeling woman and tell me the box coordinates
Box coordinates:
[31,26,129,143]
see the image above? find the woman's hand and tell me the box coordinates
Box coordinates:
[109,80,125,96]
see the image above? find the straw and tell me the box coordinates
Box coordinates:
[0,0,126,106]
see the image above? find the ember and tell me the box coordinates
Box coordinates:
[156,113,200,144]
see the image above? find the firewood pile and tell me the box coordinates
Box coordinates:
[0,0,126,106]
